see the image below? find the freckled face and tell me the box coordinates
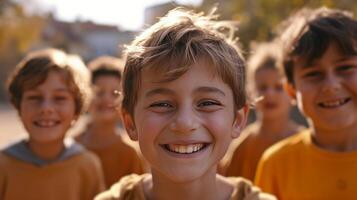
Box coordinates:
[123,60,246,182]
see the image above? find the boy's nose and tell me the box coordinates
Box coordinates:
[39,99,55,114]
[170,107,199,134]
[321,74,342,93]
[263,88,275,98]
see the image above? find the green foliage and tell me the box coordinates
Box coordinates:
[0,0,45,101]
[201,0,357,50]
[0,0,44,54]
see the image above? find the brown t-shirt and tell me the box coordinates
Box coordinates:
[95,174,276,200]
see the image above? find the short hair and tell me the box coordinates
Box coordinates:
[122,8,246,116]
[247,41,282,96]
[7,48,91,115]
[279,7,357,84]
[88,56,124,83]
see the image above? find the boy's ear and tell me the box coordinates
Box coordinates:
[121,109,138,141]
[284,82,296,99]
[232,105,249,138]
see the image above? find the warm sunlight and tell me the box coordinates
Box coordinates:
[34,0,202,30]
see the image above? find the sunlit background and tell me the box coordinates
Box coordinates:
[21,0,203,30]
[1,0,356,147]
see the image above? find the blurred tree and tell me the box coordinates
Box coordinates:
[201,0,357,50]
[0,0,45,101]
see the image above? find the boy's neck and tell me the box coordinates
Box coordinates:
[311,127,357,152]
[89,120,118,136]
[146,168,232,200]
[28,139,65,161]
[257,114,297,138]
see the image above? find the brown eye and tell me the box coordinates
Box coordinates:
[337,65,353,72]
[257,85,268,92]
[197,100,221,107]
[275,84,283,91]
[303,71,322,78]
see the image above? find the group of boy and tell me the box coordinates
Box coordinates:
[0,5,356,200]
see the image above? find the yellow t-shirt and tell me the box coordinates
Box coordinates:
[221,124,298,181]
[95,174,276,200]
[255,129,357,200]
[0,142,105,200]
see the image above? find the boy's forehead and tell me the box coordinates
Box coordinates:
[23,70,69,91]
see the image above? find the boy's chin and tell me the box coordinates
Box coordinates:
[155,165,216,184]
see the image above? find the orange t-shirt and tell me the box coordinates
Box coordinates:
[76,132,144,187]
[0,148,105,200]
[221,124,297,181]
[255,129,357,200]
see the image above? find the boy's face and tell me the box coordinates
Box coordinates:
[20,70,77,144]
[123,59,247,182]
[291,42,357,132]
[90,75,121,123]
[254,68,292,119]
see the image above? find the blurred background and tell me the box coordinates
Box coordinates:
[1,0,356,147]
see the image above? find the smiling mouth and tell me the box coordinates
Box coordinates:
[161,143,209,154]
[318,98,351,108]
[34,120,60,128]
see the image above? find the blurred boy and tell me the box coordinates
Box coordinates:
[1,49,105,200]
[255,7,357,200]
[95,8,275,200]
[221,42,303,181]
[75,56,144,187]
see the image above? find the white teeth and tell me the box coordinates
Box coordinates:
[167,143,205,154]
[320,98,348,108]
[36,120,57,127]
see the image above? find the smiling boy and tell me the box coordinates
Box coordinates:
[255,7,357,200]
[75,56,144,187]
[1,49,105,200]
[221,42,303,181]
[95,8,275,200]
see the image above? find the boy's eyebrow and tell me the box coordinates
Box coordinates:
[145,88,175,97]
[303,56,356,68]
[194,87,226,96]
[145,87,226,97]
[335,56,357,63]
[55,88,72,92]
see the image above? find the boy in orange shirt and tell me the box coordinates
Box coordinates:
[76,56,144,187]
[255,7,357,200]
[95,8,275,200]
[1,49,105,200]
[221,42,303,181]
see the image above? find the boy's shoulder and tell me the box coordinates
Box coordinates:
[95,173,148,200]
[0,139,100,167]
[260,129,310,162]
[227,176,277,200]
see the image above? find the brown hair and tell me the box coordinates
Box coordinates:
[246,41,282,97]
[88,56,124,83]
[279,7,357,84]
[7,48,91,115]
[122,8,246,116]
